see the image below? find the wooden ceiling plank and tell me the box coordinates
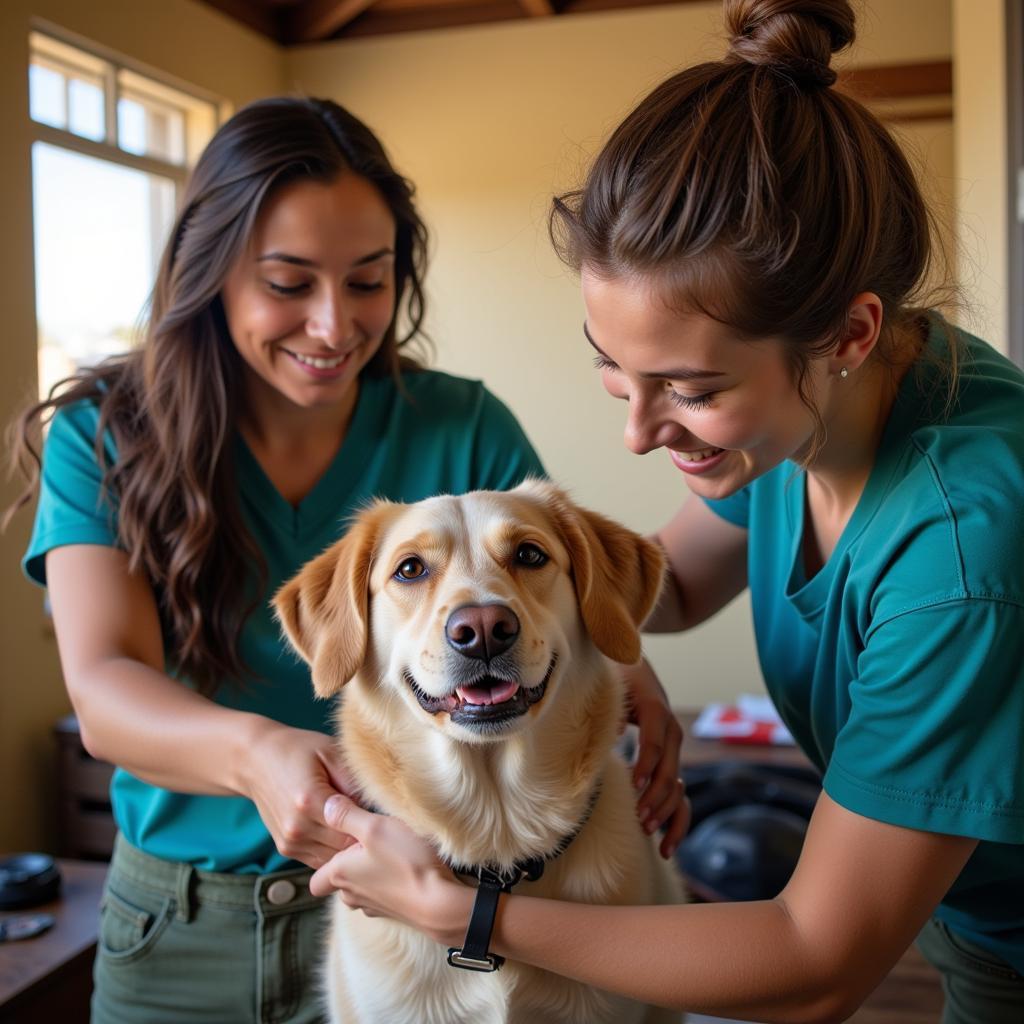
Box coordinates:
[286,0,382,42]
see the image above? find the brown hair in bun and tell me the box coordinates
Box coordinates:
[724,0,855,88]
[552,0,953,457]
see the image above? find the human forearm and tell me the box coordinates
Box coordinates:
[70,654,277,796]
[427,887,844,1024]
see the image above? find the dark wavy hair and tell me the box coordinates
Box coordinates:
[551,0,958,460]
[7,97,430,694]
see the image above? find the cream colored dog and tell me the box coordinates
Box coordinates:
[274,480,685,1024]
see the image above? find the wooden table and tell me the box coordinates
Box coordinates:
[675,709,945,1023]
[0,859,107,1024]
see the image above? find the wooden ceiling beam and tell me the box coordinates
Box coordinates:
[198,0,283,41]
[517,0,555,16]
[284,0,382,43]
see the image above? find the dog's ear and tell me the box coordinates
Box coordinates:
[273,502,396,698]
[535,483,665,664]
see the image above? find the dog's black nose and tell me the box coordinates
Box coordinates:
[445,604,520,661]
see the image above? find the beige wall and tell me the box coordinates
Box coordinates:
[0,0,283,852]
[952,0,1009,350]
[285,1,955,711]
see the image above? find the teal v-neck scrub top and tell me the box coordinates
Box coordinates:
[704,321,1024,972]
[24,369,545,873]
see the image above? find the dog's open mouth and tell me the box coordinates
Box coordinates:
[404,656,557,728]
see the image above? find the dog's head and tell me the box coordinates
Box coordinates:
[273,480,664,742]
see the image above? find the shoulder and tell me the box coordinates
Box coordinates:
[864,329,1024,613]
[44,398,112,466]
[381,369,527,435]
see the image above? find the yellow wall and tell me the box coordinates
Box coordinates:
[284,1,955,712]
[952,0,1008,350]
[0,0,283,853]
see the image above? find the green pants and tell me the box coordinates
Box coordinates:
[92,834,330,1024]
[917,916,1024,1024]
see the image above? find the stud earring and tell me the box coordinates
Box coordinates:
[839,367,849,379]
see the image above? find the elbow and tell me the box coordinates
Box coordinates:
[787,982,868,1024]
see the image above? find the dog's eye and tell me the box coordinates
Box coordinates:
[514,542,549,568]
[394,557,427,581]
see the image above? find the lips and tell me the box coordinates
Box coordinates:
[668,446,728,475]
[404,656,557,728]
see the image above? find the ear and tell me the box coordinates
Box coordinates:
[272,501,396,698]
[830,292,884,375]
[533,482,665,664]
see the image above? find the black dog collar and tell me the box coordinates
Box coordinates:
[445,785,601,972]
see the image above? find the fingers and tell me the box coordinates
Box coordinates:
[634,711,683,810]
[659,787,692,860]
[322,792,378,840]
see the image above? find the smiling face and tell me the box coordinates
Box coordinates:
[367,490,578,742]
[221,173,397,413]
[581,268,832,500]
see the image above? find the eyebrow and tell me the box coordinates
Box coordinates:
[582,322,727,382]
[257,247,395,269]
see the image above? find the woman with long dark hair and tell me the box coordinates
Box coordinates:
[8,96,686,1022]
[308,4,1024,1022]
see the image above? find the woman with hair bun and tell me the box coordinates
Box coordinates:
[314,2,1024,1021]
[8,95,685,1022]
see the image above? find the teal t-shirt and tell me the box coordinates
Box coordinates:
[24,369,545,874]
[704,321,1024,971]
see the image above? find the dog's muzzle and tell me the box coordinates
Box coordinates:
[404,655,557,730]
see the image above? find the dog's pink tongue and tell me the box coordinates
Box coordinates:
[456,680,519,706]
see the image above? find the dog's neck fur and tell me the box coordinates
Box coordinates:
[338,650,623,872]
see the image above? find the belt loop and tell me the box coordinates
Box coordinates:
[175,862,196,922]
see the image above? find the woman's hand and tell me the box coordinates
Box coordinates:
[238,720,359,869]
[312,795,467,944]
[623,658,691,858]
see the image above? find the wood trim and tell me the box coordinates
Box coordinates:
[837,60,952,101]
[880,105,954,124]
[284,0,383,42]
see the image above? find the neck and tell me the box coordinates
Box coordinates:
[239,369,358,456]
[807,325,921,514]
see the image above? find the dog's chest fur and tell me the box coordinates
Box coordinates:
[323,675,685,1024]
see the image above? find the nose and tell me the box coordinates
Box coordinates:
[445,604,520,662]
[623,394,681,455]
[306,286,356,349]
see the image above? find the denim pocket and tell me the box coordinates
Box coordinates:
[934,919,1023,982]
[98,884,175,964]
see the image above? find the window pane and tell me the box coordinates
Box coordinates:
[29,63,66,129]
[68,77,105,141]
[32,142,177,400]
[117,97,146,155]
[118,93,186,165]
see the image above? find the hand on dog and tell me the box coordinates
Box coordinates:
[242,722,361,869]
[624,659,691,859]
[313,795,464,939]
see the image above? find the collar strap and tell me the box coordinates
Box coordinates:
[446,783,601,973]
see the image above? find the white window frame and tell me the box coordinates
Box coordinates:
[29,20,227,205]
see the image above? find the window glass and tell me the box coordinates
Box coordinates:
[32,142,176,397]
[26,31,220,400]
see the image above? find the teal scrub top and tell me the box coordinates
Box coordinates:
[704,320,1024,972]
[24,369,545,874]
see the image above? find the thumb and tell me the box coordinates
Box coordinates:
[323,793,376,840]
